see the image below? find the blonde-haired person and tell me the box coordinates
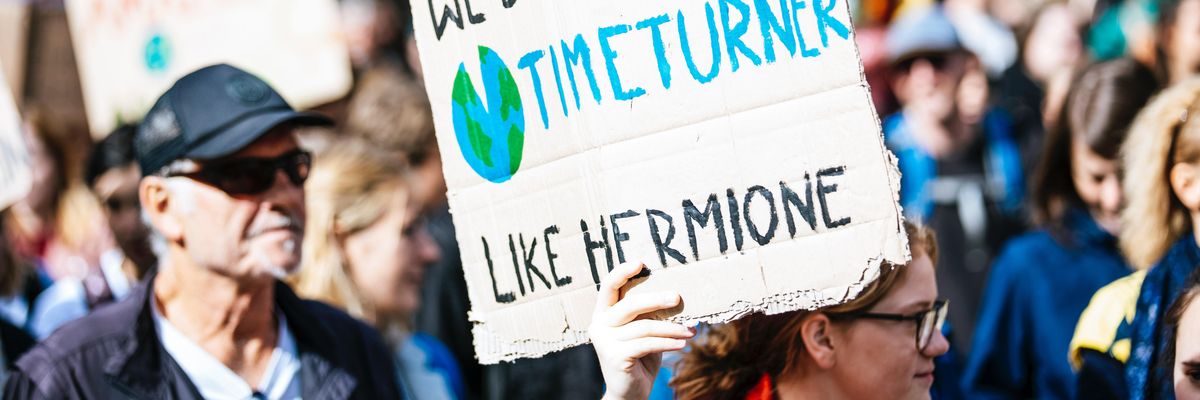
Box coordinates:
[590,222,950,400]
[291,136,462,399]
[1070,77,1200,400]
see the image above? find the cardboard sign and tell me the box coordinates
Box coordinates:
[0,67,31,211]
[412,0,909,363]
[64,0,352,138]
[0,2,29,103]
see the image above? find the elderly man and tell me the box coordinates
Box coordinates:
[5,64,403,399]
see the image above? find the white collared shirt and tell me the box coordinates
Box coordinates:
[152,300,302,400]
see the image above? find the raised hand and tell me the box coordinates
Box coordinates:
[589,262,695,400]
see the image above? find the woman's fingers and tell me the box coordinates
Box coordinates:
[603,292,681,327]
[595,262,648,313]
[618,337,689,361]
[612,320,695,341]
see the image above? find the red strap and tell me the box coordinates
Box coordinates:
[744,373,773,400]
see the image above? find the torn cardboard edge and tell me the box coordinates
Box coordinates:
[466,152,910,364]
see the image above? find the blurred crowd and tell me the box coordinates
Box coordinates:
[0,0,1199,399]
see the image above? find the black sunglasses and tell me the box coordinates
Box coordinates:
[833,299,949,352]
[166,150,312,196]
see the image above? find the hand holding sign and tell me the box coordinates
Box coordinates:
[589,261,694,400]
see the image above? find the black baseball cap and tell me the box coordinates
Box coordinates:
[135,64,332,176]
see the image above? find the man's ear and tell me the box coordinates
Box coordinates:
[140,177,184,242]
[1171,162,1200,210]
[800,313,838,370]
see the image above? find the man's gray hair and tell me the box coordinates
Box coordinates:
[141,174,196,263]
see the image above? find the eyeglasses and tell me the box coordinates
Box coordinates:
[835,299,949,352]
[164,150,312,196]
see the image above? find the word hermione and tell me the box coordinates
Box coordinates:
[480,166,852,304]
[436,0,852,130]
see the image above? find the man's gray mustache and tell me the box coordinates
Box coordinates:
[245,214,303,238]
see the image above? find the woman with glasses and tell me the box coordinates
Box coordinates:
[962,59,1155,400]
[590,222,948,400]
[290,136,463,399]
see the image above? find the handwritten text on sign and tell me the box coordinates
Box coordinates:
[412,0,908,363]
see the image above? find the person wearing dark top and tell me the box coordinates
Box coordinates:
[0,210,36,378]
[882,4,1026,354]
[1071,77,1200,400]
[0,317,33,368]
[4,64,402,399]
[963,59,1156,399]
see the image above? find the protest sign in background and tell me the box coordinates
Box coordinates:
[0,67,31,211]
[0,2,29,103]
[64,0,352,138]
[412,0,909,363]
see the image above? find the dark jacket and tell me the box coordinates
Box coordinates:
[0,317,34,369]
[3,278,403,399]
[961,210,1129,399]
[1127,234,1200,400]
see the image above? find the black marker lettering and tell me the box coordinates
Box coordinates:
[482,236,515,303]
[647,209,687,267]
[683,193,728,261]
[428,0,464,40]
[519,233,551,291]
[610,210,640,264]
[817,166,851,229]
[781,176,817,237]
[726,188,746,251]
[743,185,779,246]
[508,234,526,296]
[582,218,614,287]
[462,0,486,24]
[544,226,572,287]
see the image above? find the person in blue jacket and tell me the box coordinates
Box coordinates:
[882,4,1027,353]
[962,58,1157,399]
[1118,76,1200,400]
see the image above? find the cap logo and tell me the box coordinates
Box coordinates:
[226,75,270,105]
[142,106,181,150]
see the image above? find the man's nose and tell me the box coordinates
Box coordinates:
[258,169,305,214]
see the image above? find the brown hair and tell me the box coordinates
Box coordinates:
[0,210,31,297]
[1032,59,1158,232]
[344,66,437,164]
[1120,77,1200,269]
[671,222,938,400]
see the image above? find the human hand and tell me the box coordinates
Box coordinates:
[589,262,695,400]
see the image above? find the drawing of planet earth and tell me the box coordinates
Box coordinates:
[451,45,525,183]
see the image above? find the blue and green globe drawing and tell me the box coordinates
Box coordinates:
[451,46,525,183]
